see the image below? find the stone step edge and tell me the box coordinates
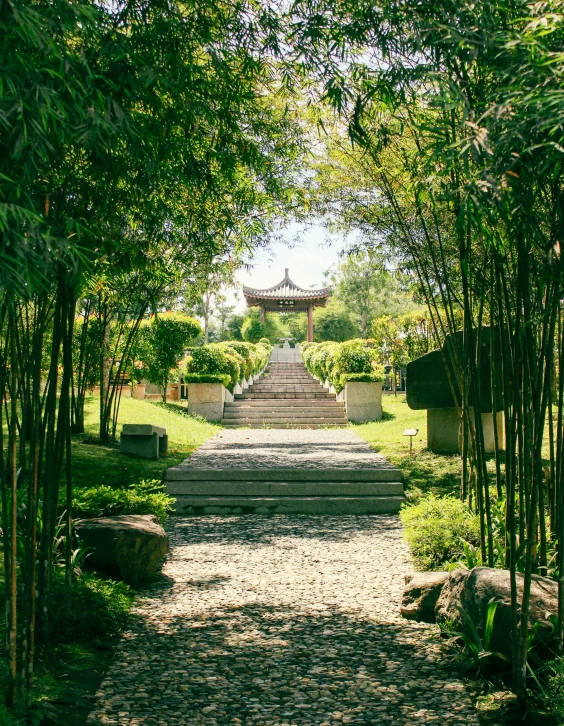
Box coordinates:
[221,424,349,429]
[167,482,404,496]
[171,495,406,515]
[223,412,346,417]
[222,419,349,423]
[224,404,344,408]
[166,467,402,482]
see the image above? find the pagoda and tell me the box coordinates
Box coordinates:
[243,269,331,342]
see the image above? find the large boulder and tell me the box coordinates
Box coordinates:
[76,514,169,585]
[435,566,557,657]
[401,571,449,623]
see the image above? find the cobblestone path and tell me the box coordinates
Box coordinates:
[87,516,481,726]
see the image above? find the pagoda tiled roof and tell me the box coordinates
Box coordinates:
[243,270,330,301]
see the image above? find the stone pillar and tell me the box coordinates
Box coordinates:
[427,408,460,454]
[427,408,505,454]
[260,305,265,323]
[307,304,314,342]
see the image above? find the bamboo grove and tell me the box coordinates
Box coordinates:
[4,0,564,714]
[0,0,303,708]
[292,0,564,703]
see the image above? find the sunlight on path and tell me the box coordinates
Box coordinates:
[87,516,480,725]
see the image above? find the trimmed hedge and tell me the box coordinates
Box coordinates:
[302,339,383,393]
[186,341,272,390]
[183,373,231,386]
[186,345,240,391]
[220,341,254,378]
[340,372,383,384]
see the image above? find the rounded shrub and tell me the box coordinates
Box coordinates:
[221,341,254,378]
[311,342,340,383]
[300,341,319,371]
[255,341,272,371]
[333,339,376,375]
[215,343,245,387]
[187,344,240,391]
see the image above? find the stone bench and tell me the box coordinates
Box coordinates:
[120,424,168,460]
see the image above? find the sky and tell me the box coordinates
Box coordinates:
[226,222,353,312]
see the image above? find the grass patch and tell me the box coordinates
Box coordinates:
[353,394,461,497]
[72,397,220,491]
[0,397,220,725]
[0,570,134,726]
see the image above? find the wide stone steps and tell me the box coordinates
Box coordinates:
[221,423,347,429]
[236,392,336,400]
[224,360,346,428]
[226,399,341,408]
[222,418,347,425]
[166,452,406,514]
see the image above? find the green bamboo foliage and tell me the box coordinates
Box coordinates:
[0,0,303,711]
[292,0,564,704]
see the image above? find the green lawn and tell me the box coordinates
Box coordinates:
[353,394,462,498]
[72,397,220,490]
[0,398,220,725]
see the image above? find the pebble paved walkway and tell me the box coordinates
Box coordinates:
[169,429,400,472]
[87,515,481,726]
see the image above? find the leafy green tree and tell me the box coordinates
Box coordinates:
[224,313,246,341]
[242,314,266,343]
[313,301,358,342]
[291,0,564,702]
[138,313,201,402]
[0,0,305,709]
[242,310,285,343]
[327,253,420,336]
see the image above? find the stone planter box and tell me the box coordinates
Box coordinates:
[343,381,382,423]
[187,383,228,421]
[168,383,180,402]
[132,383,146,400]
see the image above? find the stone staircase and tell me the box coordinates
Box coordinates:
[166,429,405,514]
[222,361,347,428]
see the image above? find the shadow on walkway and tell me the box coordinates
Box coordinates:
[169,514,402,546]
[92,599,475,725]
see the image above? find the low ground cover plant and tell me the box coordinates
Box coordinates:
[400,493,480,570]
[72,479,174,524]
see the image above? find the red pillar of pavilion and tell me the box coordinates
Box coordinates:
[307,304,314,342]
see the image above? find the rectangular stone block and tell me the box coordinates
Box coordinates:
[120,425,168,460]
[171,495,406,515]
[187,383,225,421]
[427,408,460,453]
[166,466,402,482]
[427,408,505,454]
[166,480,405,496]
[344,382,382,423]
